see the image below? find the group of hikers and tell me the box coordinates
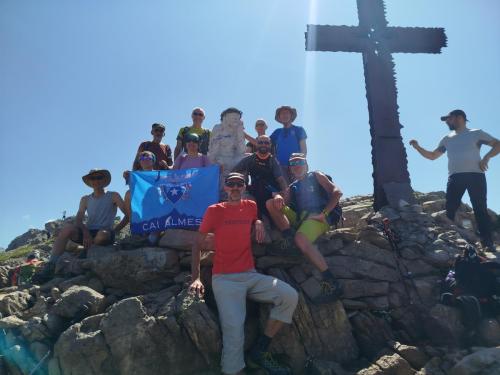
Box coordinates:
[35,106,498,375]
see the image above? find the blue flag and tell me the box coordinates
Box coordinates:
[129,165,219,234]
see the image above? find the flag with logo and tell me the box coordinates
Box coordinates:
[129,165,219,234]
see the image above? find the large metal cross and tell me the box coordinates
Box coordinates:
[306,0,446,210]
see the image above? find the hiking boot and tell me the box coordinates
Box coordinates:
[247,350,291,375]
[32,262,55,285]
[312,278,343,304]
[483,242,497,253]
[268,236,301,257]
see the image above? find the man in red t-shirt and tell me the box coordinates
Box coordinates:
[189,172,297,375]
[132,123,173,170]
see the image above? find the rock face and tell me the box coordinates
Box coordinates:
[6,228,48,251]
[0,192,498,375]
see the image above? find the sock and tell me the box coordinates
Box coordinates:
[49,254,60,264]
[282,228,293,238]
[321,269,335,281]
[254,334,272,353]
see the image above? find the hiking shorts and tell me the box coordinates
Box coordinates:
[282,206,330,243]
[74,228,115,246]
[212,271,298,374]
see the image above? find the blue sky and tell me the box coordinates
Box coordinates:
[1,0,499,248]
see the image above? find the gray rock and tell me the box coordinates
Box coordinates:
[87,248,179,294]
[0,290,32,316]
[449,347,500,375]
[477,318,500,347]
[392,341,429,369]
[0,316,26,329]
[158,229,200,250]
[424,304,465,346]
[52,285,105,319]
[327,256,399,282]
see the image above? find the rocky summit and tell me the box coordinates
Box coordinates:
[0,192,500,375]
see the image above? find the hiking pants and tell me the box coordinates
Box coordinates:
[446,172,492,244]
[212,271,298,374]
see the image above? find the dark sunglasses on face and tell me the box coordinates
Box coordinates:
[192,112,204,117]
[225,181,244,188]
[139,155,154,161]
[89,175,104,181]
[153,129,165,133]
[289,160,306,166]
[257,141,271,145]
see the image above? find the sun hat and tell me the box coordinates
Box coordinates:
[82,169,111,187]
[275,106,297,123]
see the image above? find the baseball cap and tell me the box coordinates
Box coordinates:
[441,109,468,122]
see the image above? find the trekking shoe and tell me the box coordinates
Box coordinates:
[247,350,291,375]
[484,243,497,253]
[32,262,55,285]
[268,236,301,257]
[312,278,343,304]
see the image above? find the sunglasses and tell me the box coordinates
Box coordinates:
[289,160,306,166]
[192,112,204,117]
[89,175,104,181]
[153,128,165,133]
[257,141,271,145]
[139,155,154,161]
[225,181,244,188]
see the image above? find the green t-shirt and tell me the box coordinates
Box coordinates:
[176,125,211,155]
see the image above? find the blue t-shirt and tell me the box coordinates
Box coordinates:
[270,125,307,166]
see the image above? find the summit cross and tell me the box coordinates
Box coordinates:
[305,0,447,210]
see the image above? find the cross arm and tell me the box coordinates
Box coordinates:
[385,27,447,53]
[305,25,366,53]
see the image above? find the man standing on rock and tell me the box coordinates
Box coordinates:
[189,172,298,375]
[232,135,288,219]
[410,109,500,252]
[36,169,128,281]
[133,123,173,170]
[270,106,307,182]
[174,107,211,159]
[266,153,344,304]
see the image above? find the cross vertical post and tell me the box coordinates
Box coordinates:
[306,0,446,210]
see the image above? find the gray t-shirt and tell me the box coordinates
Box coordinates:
[437,128,496,175]
[86,191,117,230]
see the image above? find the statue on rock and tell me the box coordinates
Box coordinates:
[208,107,247,197]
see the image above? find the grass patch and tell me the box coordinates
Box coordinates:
[0,244,35,263]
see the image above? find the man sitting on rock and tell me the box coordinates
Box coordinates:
[266,153,343,304]
[189,172,298,375]
[37,169,128,280]
[232,135,287,218]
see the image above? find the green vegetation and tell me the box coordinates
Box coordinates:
[0,244,35,263]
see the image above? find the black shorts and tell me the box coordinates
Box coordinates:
[74,228,115,245]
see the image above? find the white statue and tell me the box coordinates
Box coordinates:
[208,108,246,191]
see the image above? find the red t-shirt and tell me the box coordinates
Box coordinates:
[199,200,257,274]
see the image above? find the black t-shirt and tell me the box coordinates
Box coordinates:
[233,153,283,191]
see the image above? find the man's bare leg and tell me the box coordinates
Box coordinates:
[51,224,79,258]
[264,318,285,338]
[265,200,290,231]
[294,233,328,272]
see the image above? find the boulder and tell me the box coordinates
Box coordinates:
[391,342,429,369]
[424,304,465,346]
[52,286,105,319]
[54,315,117,375]
[158,229,200,250]
[0,316,26,329]
[86,248,179,294]
[477,319,500,347]
[449,347,500,375]
[0,290,32,316]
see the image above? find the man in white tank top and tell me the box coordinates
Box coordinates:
[36,169,128,282]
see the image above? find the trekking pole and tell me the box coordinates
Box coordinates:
[381,218,425,306]
[29,349,51,375]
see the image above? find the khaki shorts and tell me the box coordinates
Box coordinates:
[282,206,330,243]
